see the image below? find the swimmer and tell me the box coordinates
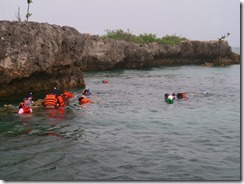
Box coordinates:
[18,99,32,114]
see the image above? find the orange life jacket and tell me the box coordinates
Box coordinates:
[44,94,57,107]
[80,98,92,104]
[63,91,74,98]
[57,95,65,107]
[182,93,188,98]
[102,80,109,83]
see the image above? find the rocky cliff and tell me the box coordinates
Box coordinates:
[0,21,240,96]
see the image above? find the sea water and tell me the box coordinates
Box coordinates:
[0,56,240,180]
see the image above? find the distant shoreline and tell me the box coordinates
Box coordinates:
[231,47,240,54]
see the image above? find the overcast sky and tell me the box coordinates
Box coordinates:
[0,0,241,47]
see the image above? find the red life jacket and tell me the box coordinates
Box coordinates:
[21,104,31,114]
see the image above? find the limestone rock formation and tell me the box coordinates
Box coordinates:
[0,21,240,96]
[0,21,85,96]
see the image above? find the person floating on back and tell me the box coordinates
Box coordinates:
[18,98,32,114]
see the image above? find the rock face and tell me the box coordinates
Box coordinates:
[0,21,240,96]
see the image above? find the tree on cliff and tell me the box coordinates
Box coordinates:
[26,0,33,22]
[218,33,230,42]
[15,6,21,21]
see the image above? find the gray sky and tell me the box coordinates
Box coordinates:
[1,0,240,47]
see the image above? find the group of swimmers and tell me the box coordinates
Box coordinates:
[17,79,111,114]
[18,88,93,114]
[17,79,188,114]
[164,92,188,104]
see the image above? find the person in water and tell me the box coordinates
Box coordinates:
[44,93,57,108]
[102,80,109,83]
[176,92,188,99]
[164,93,169,100]
[18,99,32,114]
[63,90,75,99]
[44,87,58,108]
[27,92,34,105]
[82,88,92,96]
[164,92,188,104]
[78,96,92,105]
[44,87,74,108]
[164,93,174,104]
[56,94,65,107]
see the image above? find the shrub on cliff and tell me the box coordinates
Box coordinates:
[137,33,160,43]
[103,29,141,43]
[102,29,188,45]
[159,34,188,45]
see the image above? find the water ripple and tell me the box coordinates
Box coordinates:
[0,65,240,180]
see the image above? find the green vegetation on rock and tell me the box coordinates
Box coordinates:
[102,29,188,45]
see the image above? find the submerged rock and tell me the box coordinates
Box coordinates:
[202,62,214,67]
[32,99,43,107]
[0,21,240,96]
[3,104,15,109]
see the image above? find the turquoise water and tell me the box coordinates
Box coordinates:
[0,64,240,181]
